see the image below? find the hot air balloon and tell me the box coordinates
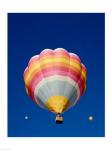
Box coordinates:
[23,48,87,123]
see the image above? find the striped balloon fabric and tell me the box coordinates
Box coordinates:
[23,48,87,116]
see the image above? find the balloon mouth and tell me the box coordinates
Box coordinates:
[46,96,70,114]
[55,114,63,124]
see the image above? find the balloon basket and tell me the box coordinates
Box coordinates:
[55,114,63,124]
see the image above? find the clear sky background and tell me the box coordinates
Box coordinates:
[8,13,105,137]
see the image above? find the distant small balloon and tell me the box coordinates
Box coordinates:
[25,116,28,120]
[88,116,93,121]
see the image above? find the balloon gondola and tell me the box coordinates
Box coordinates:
[55,113,63,124]
[23,48,87,123]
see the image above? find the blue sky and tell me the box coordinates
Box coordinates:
[8,13,105,137]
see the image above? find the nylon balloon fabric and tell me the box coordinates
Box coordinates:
[23,48,87,114]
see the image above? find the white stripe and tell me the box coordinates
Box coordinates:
[34,75,80,102]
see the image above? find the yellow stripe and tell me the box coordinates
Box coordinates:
[40,57,79,66]
[40,55,70,60]
[28,57,80,69]
[24,66,86,87]
[46,96,70,113]
[24,60,82,86]
[81,70,87,80]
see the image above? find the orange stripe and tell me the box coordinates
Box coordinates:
[24,59,82,81]
[27,56,80,69]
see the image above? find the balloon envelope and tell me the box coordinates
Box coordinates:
[23,48,87,114]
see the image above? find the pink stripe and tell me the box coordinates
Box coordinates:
[39,48,69,59]
[30,65,81,88]
[40,49,54,57]
[54,48,69,56]
[81,63,87,73]
[70,53,81,62]
[78,77,86,96]
[28,55,39,67]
